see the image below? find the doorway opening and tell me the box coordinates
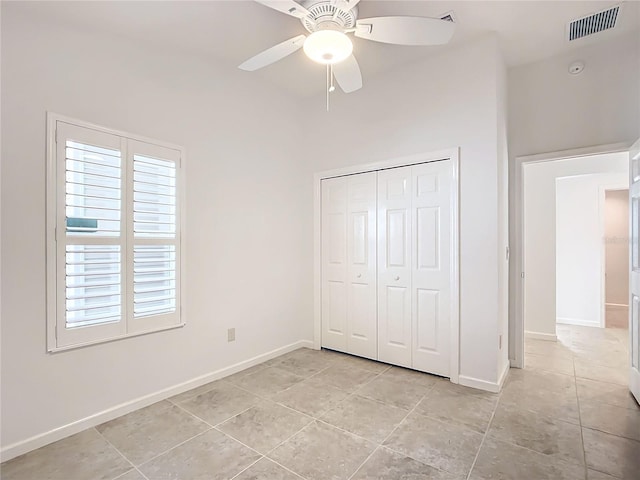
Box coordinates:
[518,149,632,386]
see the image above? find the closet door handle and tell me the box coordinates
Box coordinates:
[394,276,400,281]
[357,273,362,278]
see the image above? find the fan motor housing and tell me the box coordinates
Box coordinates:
[300,0,359,32]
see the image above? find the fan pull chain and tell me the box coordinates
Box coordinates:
[326,64,336,112]
[326,64,330,111]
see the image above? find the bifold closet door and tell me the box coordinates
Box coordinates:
[321,173,377,359]
[377,166,413,368]
[378,161,452,376]
[411,161,451,377]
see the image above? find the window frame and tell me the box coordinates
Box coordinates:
[46,113,186,352]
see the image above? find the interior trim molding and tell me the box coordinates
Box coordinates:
[525,331,558,341]
[0,339,313,463]
[459,364,509,394]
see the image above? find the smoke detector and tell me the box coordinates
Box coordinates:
[568,61,585,75]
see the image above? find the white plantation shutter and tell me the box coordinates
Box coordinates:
[48,119,183,350]
[128,141,181,333]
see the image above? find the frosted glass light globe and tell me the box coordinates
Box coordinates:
[303,30,353,65]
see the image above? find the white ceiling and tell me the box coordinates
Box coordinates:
[10,1,640,97]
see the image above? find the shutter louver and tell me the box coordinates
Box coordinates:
[133,154,177,318]
[64,140,123,329]
[66,245,121,327]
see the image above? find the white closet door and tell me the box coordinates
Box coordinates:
[346,172,378,359]
[377,166,413,367]
[411,161,451,376]
[321,177,348,352]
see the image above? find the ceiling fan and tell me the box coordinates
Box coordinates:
[238,0,456,96]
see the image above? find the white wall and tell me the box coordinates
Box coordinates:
[303,34,508,388]
[556,173,628,328]
[523,153,628,338]
[1,6,312,455]
[604,189,630,306]
[509,32,640,354]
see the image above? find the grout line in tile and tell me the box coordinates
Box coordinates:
[135,428,214,470]
[228,456,265,480]
[572,352,589,480]
[346,444,381,480]
[94,427,151,480]
[464,386,503,480]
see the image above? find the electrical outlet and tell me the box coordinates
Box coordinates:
[228,328,235,342]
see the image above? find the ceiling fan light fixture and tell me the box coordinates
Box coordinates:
[303,30,353,65]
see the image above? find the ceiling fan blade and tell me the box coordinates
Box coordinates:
[333,55,362,93]
[332,0,361,12]
[355,16,455,46]
[254,0,311,19]
[239,35,306,71]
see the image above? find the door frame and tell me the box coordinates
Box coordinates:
[599,185,630,329]
[313,148,460,383]
[513,142,632,369]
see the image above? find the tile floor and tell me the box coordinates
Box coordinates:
[2,325,639,480]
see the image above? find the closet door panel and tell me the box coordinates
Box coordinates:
[411,161,451,376]
[346,172,377,359]
[321,178,348,352]
[377,167,412,367]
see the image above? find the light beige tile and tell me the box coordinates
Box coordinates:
[326,351,390,373]
[217,400,312,453]
[415,386,498,433]
[272,376,350,417]
[525,352,575,376]
[313,363,378,393]
[321,395,408,443]
[525,339,573,359]
[0,429,131,480]
[580,400,640,441]
[233,457,303,480]
[577,377,640,410]
[488,402,584,466]
[357,372,433,410]
[583,427,640,479]
[139,429,260,480]
[224,363,272,383]
[96,401,209,465]
[270,348,334,376]
[469,437,585,480]
[177,381,260,426]
[351,447,462,480]
[501,369,580,424]
[232,367,306,397]
[588,469,620,480]
[380,366,439,388]
[384,412,483,476]
[114,470,146,480]
[168,379,224,404]
[269,421,376,480]
[575,361,629,386]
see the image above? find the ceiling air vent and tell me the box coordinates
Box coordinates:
[568,5,620,41]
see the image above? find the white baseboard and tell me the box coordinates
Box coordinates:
[556,317,600,328]
[0,339,314,462]
[525,331,557,342]
[498,360,511,390]
[458,361,510,394]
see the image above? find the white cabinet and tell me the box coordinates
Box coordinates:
[321,160,454,377]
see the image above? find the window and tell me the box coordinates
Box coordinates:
[47,115,184,351]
